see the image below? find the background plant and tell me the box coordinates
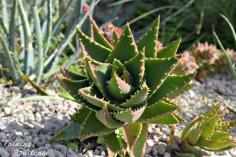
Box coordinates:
[172,103,236,156]
[52,17,194,157]
[214,14,236,80]
[0,0,97,86]
[174,42,236,81]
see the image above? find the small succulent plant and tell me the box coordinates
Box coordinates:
[174,51,199,75]
[174,42,236,80]
[53,17,194,156]
[177,104,236,154]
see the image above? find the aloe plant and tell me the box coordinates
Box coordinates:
[53,17,194,157]
[179,104,236,154]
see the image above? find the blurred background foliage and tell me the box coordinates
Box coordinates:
[0,0,96,86]
[94,0,236,50]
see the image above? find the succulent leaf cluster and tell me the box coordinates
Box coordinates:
[174,42,236,77]
[181,104,236,152]
[53,17,194,156]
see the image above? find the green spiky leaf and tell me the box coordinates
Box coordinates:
[185,128,202,145]
[148,73,194,104]
[52,122,82,142]
[79,86,122,111]
[60,67,86,80]
[200,115,218,138]
[125,49,145,86]
[124,123,148,157]
[96,103,123,129]
[137,17,160,58]
[113,31,119,46]
[124,123,142,147]
[149,113,185,124]
[77,28,111,61]
[156,38,181,58]
[138,101,178,122]
[57,74,88,97]
[104,132,126,155]
[85,57,111,98]
[114,107,145,123]
[107,24,138,62]
[210,132,232,141]
[52,107,91,141]
[107,71,131,100]
[67,65,87,79]
[145,57,178,92]
[121,83,149,108]
[131,123,148,157]
[90,20,113,50]
[79,111,115,140]
[112,59,132,84]
[197,138,236,151]
[79,86,104,108]
[181,117,202,139]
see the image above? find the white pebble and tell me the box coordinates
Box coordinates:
[3,107,11,114]
[53,144,67,154]
[147,139,154,147]
[0,148,10,157]
[47,149,55,157]
[164,152,171,157]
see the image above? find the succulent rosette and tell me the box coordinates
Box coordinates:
[53,17,194,156]
[181,104,236,152]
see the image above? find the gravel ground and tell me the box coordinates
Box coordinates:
[0,72,235,157]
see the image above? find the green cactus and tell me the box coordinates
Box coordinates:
[181,103,236,152]
[53,17,194,157]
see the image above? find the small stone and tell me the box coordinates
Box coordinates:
[94,149,100,155]
[145,145,152,154]
[54,150,64,157]
[15,131,23,136]
[87,150,94,157]
[47,149,55,157]
[101,151,106,157]
[0,132,7,141]
[33,137,39,144]
[157,142,167,155]
[154,127,161,133]
[78,153,84,157]
[147,139,154,147]
[164,152,171,157]
[148,127,153,133]
[53,144,67,154]
[161,127,170,135]
[152,148,158,156]
[160,134,167,141]
[45,144,51,149]
[68,152,80,157]
[0,148,10,157]
[4,107,11,115]
[35,112,41,119]
[11,154,21,157]
[153,135,159,142]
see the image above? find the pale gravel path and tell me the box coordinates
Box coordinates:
[0,72,235,157]
[0,87,106,157]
